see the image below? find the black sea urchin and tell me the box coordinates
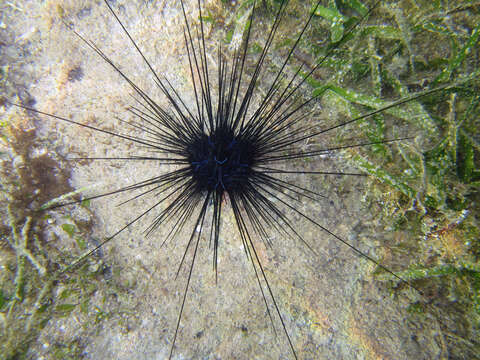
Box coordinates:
[7,0,479,358]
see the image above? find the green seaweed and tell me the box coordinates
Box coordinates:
[61,223,76,238]
[285,0,480,354]
[434,23,480,84]
[0,110,133,359]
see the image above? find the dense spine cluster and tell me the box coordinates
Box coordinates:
[13,0,471,358]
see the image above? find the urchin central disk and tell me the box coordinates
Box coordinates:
[188,126,256,194]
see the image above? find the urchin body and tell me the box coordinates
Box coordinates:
[188,126,256,194]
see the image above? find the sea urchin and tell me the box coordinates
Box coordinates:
[8,0,477,358]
